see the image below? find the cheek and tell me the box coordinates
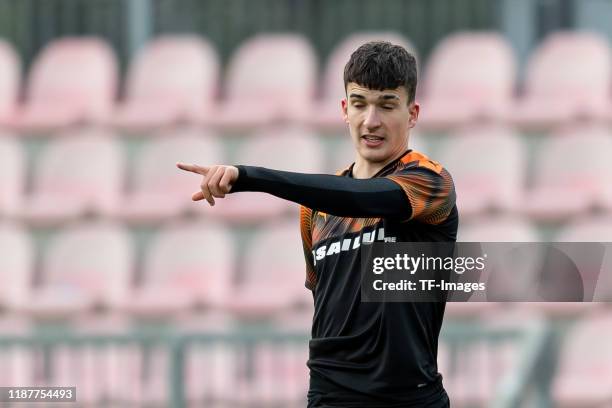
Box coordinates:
[346,112,362,130]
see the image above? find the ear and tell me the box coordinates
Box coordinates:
[341,98,349,123]
[408,101,420,129]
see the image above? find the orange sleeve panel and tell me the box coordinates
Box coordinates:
[300,205,317,290]
[386,165,456,225]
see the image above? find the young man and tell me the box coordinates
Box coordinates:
[178,41,457,407]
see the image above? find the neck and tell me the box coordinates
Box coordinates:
[352,159,388,179]
[352,149,407,179]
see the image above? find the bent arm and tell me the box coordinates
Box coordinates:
[231,165,411,219]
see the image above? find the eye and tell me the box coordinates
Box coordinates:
[382,105,395,110]
[352,103,365,108]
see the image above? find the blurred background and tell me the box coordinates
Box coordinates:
[1,0,612,407]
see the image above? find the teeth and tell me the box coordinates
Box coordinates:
[364,136,382,141]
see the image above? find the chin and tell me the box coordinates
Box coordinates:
[359,147,392,163]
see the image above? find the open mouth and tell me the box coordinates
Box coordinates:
[361,135,384,147]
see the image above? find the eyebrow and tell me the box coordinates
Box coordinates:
[348,93,400,101]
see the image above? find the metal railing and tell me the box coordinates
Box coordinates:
[0,319,549,408]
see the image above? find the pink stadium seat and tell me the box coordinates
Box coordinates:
[450,215,537,316]
[556,216,612,303]
[179,314,238,404]
[0,135,25,217]
[441,342,499,406]
[14,37,118,132]
[128,345,178,406]
[53,317,154,405]
[557,215,612,242]
[553,312,612,407]
[53,344,133,403]
[0,223,32,311]
[24,222,132,318]
[0,40,20,127]
[54,321,169,406]
[114,36,220,130]
[228,221,309,318]
[522,125,612,221]
[513,31,611,129]
[444,311,544,407]
[0,318,35,386]
[312,32,417,129]
[437,126,526,217]
[241,343,309,406]
[458,216,540,242]
[236,311,311,405]
[419,32,516,130]
[120,129,223,223]
[21,129,123,225]
[208,34,317,129]
[210,126,324,222]
[123,221,234,316]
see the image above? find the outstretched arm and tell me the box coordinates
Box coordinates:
[176,163,410,219]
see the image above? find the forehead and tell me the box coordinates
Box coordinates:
[346,82,407,100]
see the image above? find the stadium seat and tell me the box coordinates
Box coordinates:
[513,31,611,129]
[179,313,239,404]
[522,125,612,221]
[0,135,25,217]
[437,125,526,217]
[14,37,118,132]
[0,40,21,127]
[241,342,309,406]
[443,311,545,407]
[556,216,612,303]
[0,223,33,312]
[210,126,324,222]
[228,221,310,318]
[418,32,516,130]
[123,221,234,316]
[52,316,160,405]
[450,215,537,316]
[557,215,612,242]
[238,311,311,405]
[208,34,317,129]
[552,311,612,407]
[458,216,540,242]
[114,36,220,130]
[20,128,123,225]
[0,317,35,386]
[24,222,132,318]
[120,129,223,223]
[312,31,417,130]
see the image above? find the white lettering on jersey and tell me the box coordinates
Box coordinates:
[311,228,397,265]
[352,236,361,249]
[326,242,341,256]
[341,239,352,251]
[316,246,327,261]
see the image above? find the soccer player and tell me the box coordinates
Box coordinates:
[178,41,457,408]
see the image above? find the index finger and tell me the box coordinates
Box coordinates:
[176,162,210,175]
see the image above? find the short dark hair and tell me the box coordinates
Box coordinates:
[343,41,417,103]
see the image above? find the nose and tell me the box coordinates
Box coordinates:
[363,105,381,131]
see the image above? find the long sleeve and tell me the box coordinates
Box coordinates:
[230,165,412,219]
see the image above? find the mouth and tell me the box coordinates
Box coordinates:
[361,134,384,147]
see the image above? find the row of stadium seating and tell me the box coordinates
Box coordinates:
[1,30,612,132]
[1,215,611,319]
[2,123,612,222]
[0,219,310,319]
[0,306,609,407]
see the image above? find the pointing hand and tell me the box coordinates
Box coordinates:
[176,163,239,206]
